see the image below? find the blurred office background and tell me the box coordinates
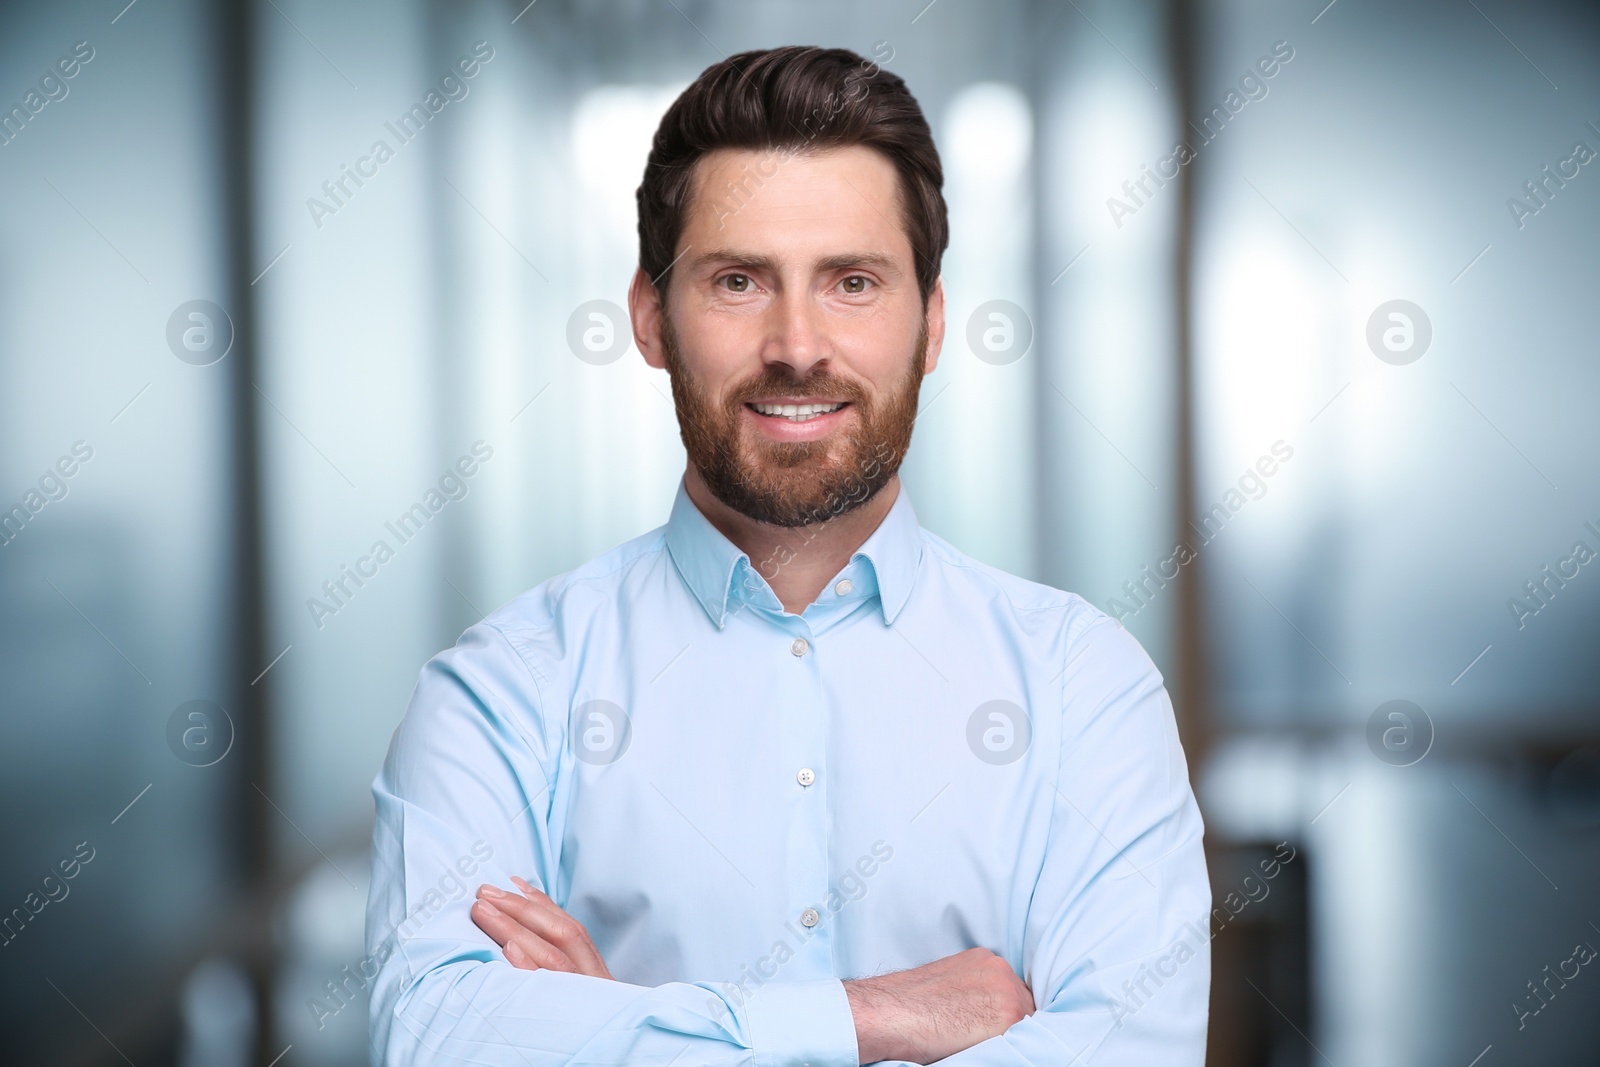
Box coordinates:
[1,0,1597,1063]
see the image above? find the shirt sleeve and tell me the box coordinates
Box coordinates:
[871,613,1212,1066]
[365,620,862,1067]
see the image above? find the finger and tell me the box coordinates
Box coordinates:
[470,898,579,972]
[475,884,586,962]
[484,882,610,979]
[504,895,612,980]
[508,877,614,979]
[472,898,577,972]
[479,883,573,945]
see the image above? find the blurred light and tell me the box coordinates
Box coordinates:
[1200,236,1319,462]
[1054,77,1165,220]
[283,854,369,960]
[177,957,256,1067]
[1200,734,1308,840]
[917,81,1037,575]
[273,850,372,1064]
[945,82,1032,184]
[571,84,688,243]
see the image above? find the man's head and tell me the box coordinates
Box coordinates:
[629,45,948,528]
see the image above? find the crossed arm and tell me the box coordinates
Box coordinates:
[372,618,1210,1066]
[471,875,1036,1065]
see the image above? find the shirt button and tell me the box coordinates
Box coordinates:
[834,579,853,596]
[800,908,820,927]
[790,637,809,657]
[797,768,815,786]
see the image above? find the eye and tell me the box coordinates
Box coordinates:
[719,273,752,293]
[840,275,872,295]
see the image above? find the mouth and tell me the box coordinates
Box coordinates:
[744,399,851,423]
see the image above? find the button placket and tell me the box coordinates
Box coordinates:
[777,619,832,971]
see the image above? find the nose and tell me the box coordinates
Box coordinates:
[764,288,829,379]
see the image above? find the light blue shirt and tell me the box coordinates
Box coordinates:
[367,476,1210,1066]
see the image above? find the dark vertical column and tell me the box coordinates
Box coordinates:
[1164,6,1230,1063]
[1167,0,1210,775]
[1027,0,1070,596]
[426,0,468,648]
[215,0,277,1060]
[1165,8,1314,1066]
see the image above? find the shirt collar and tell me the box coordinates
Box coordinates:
[663,474,923,630]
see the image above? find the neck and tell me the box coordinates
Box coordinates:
[684,464,899,616]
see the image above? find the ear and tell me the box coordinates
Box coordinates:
[629,266,668,370]
[921,275,946,376]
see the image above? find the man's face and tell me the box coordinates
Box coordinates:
[635,144,944,527]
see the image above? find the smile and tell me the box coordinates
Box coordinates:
[747,401,849,423]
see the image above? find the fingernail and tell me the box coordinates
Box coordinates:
[475,900,501,917]
[479,883,505,898]
[505,940,525,962]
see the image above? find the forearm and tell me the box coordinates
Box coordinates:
[374,954,860,1067]
[839,947,1038,1066]
[843,943,1209,1067]
[844,977,896,1064]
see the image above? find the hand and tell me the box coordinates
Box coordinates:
[843,947,1035,1064]
[471,875,614,979]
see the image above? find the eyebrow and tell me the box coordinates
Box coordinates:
[687,247,903,277]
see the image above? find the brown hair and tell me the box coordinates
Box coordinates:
[636,45,948,306]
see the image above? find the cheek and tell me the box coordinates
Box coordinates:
[675,353,747,414]
[670,303,759,371]
[841,328,919,400]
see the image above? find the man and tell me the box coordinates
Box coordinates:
[367,45,1209,1066]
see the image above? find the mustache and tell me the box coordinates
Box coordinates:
[726,370,869,408]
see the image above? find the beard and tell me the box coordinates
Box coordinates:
[660,310,927,528]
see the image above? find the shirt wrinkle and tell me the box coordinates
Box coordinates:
[368,472,1211,1066]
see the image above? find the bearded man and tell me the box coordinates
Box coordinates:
[367,44,1210,1067]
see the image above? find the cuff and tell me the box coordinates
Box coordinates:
[745,978,859,1067]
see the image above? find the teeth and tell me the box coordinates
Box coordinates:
[751,401,845,422]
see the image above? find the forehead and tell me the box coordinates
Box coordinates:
[681,144,913,264]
